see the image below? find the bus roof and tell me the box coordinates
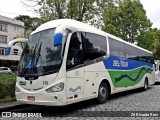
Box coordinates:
[32,19,105,36]
[32,19,152,54]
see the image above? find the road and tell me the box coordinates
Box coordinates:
[1,83,160,120]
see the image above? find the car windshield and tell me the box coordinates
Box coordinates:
[18,28,66,77]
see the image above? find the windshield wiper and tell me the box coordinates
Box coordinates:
[19,58,31,76]
[19,42,43,76]
[19,43,37,76]
[35,42,42,64]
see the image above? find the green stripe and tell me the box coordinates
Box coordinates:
[108,66,152,87]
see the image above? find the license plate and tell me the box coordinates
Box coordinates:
[27,96,35,101]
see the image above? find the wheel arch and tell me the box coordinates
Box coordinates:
[99,79,111,95]
[145,76,149,85]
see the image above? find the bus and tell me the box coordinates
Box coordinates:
[6,19,155,106]
[155,60,160,82]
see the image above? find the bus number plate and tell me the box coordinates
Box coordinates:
[27,96,35,101]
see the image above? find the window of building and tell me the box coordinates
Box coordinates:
[0,47,6,55]
[0,35,7,43]
[0,23,7,32]
[14,26,19,32]
[81,32,107,61]
[13,49,18,55]
[109,37,125,58]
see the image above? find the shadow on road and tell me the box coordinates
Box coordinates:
[154,82,160,85]
[109,87,153,100]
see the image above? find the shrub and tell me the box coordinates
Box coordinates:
[0,74,16,101]
[10,65,18,72]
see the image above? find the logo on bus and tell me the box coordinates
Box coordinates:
[113,60,128,68]
[69,86,81,93]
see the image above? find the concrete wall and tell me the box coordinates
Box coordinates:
[0,15,25,66]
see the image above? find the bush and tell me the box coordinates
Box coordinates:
[0,74,16,101]
[10,65,18,72]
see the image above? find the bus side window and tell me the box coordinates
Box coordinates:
[66,32,83,70]
[108,37,125,58]
[81,32,107,62]
[125,44,137,59]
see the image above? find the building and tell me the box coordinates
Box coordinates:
[0,15,25,67]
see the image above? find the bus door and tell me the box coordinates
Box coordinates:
[66,32,84,103]
[81,32,107,98]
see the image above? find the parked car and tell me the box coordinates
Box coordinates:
[0,67,12,74]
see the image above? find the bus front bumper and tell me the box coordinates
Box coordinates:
[15,92,66,106]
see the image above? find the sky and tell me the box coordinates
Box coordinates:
[0,0,160,29]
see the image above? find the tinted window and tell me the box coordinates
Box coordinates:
[109,37,125,57]
[67,32,83,70]
[81,32,107,61]
[125,44,137,59]
[137,49,154,63]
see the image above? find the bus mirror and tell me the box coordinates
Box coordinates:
[54,24,70,46]
[54,33,63,46]
[6,38,27,55]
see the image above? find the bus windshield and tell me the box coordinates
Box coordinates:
[18,28,64,77]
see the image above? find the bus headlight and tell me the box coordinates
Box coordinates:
[15,85,20,92]
[46,82,64,93]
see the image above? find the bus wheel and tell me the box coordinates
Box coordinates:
[97,82,108,104]
[143,79,148,91]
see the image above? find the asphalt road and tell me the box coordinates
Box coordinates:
[1,82,160,120]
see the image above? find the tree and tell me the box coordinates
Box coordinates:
[138,28,160,52]
[21,0,97,24]
[102,0,152,43]
[21,0,160,59]
[15,15,41,31]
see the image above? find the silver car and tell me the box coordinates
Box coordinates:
[0,67,12,74]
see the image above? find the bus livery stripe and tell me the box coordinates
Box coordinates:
[103,56,153,87]
[103,56,152,70]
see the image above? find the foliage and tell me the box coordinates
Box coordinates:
[21,0,160,59]
[22,0,102,26]
[102,0,160,58]
[10,65,18,72]
[102,0,152,43]
[0,74,16,101]
[25,29,33,38]
[138,28,160,52]
[15,15,41,31]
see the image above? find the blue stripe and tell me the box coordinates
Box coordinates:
[103,56,152,70]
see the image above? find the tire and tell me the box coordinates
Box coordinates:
[143,79,148,91]
[97,82,109,104]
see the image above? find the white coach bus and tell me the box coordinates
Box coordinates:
[7,19,155,106]
[155,60,160,82]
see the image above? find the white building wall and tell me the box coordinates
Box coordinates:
[0,15,25,66]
